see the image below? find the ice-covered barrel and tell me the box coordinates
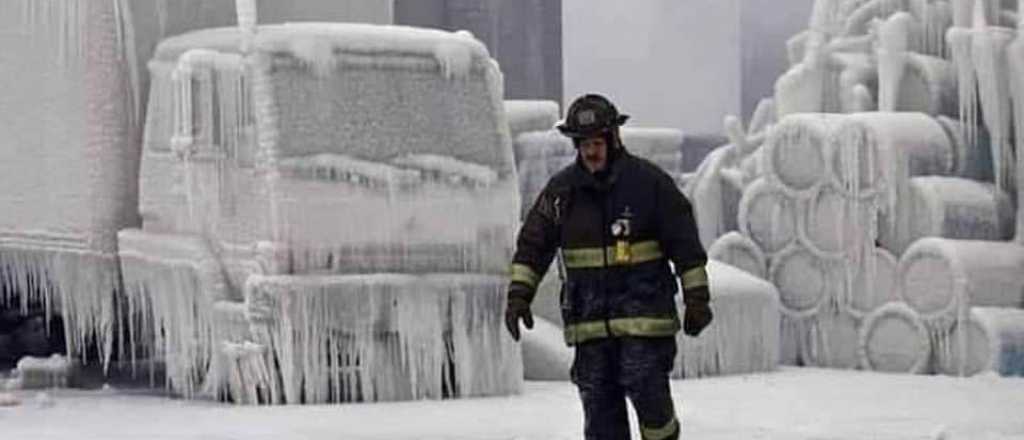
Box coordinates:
[899,238,1024,325]
[879,176,1014,252]
[895,53,957,116]
[936,307,1024,377]
[674,261,779,378]
[0,0,139,363]
[826,112,956,198]
[707,231,767,279]
[858,302,931,374]
[845,247,899,319]
[763,114,841,195]
[770,244,843,319]
[739,178,799,255]
[800,183,876,258]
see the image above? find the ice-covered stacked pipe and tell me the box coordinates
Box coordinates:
[935,306,1024,376]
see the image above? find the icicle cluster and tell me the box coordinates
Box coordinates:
[241,274,521,403]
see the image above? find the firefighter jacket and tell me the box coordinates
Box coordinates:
[509,150,709,345]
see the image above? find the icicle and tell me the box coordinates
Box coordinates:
[970,6,1017,194]
[1010,27,1024,243]
[242,274,520,404]
[878,13,913,112]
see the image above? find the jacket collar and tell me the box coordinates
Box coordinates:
[570,149,628,192]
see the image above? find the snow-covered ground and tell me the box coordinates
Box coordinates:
[2,367,1023,439]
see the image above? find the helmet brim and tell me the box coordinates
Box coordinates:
[556,114,630,139]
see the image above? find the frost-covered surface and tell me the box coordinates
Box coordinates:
[675,260,780,378]
[0,0,139,365]
[4,368,1024,439]
[11,354,74,390]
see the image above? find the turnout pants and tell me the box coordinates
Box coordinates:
[571,336,679,440]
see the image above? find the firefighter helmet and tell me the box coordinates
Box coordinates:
[556,94,630,139]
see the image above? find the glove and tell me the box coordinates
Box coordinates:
[505,284,535,342]
[682,286,712,337]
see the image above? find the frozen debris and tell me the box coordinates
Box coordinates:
[0,392,20,407]
[33,391,55,408]
[15,354,74,389]
[675,260,780,378]
[801,183,876,259]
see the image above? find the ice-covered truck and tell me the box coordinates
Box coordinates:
[119,21,522,403]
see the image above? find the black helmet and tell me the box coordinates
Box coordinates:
[556,94,629,139]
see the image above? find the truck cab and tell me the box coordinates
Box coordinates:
[120,22,521,404]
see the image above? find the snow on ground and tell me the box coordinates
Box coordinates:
[2,367,1023,439]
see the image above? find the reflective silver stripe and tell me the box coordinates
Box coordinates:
[680,265,708,290]
[562,241,664,269]
[509,263,540,289]
[564,317,680,345]
[641,416,679,440]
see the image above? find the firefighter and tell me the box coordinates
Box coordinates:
[505,94,712,440]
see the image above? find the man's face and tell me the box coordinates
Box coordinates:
[579,135,608,173]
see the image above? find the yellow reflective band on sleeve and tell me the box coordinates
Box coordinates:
[562,241,664,269]
[509,263,540,289]
[640,416,679,440]
[680,265,709,290]
[564,317,680,345]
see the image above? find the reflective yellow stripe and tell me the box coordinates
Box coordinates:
[562,241,663,269]
[641,416,679,440]
[564,317,680,345]
[680,265,708,290]
[609,317,680,337]
[509,263,540,289]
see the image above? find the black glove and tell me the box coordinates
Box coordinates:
[682,286,712,337]
[505,284,534,342]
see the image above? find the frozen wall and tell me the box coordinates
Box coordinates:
[394,0,563,102]
[563,0,742,132]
